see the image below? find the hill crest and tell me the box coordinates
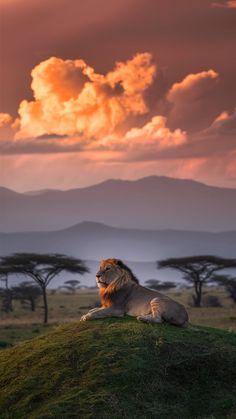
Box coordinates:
[0,319,236,418]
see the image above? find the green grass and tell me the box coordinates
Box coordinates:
[0,318,236,418]
[0,324,54,349]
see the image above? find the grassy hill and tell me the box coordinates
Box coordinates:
[0,318,236,418]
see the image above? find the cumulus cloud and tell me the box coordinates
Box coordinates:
[16,53,156,140]
[2,53,186,158]
[212,1,236,8]
[93,116,187,161]
[1,52,235,191]
[167,70,219,131]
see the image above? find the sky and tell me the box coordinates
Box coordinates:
[0,0,236,191]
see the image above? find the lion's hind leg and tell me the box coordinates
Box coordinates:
[137,298,163,324]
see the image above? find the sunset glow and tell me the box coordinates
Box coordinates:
[1,0,236,190]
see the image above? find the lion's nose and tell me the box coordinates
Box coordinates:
[96,272,101,278]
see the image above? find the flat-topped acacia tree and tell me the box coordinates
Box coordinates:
[0,253,89,323]
[158,255,236,307]
[61,279,81,294]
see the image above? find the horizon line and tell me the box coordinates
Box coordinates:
[1,174,236,194]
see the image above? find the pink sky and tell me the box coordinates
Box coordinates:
[0,0,236,191]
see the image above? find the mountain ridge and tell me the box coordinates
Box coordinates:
[2,220,236,236]
[1,175,236,232]
[3,175,236,195]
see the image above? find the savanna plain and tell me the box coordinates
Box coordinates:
[1,286,235,349]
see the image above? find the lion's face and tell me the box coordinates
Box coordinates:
[96,259,123,289]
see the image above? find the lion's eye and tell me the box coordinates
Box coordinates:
[105,267,111,271]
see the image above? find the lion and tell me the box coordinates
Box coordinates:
[80,258,188,326]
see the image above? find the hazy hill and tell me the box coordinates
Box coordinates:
[0,319,236,418]
[1,222,236,286]
[1,176,236,232]
[1,221,235,260]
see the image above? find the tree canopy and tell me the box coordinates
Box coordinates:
[0,253,89,323]
[158,255,236,307]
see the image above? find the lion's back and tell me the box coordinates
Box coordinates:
[126,285,188,326]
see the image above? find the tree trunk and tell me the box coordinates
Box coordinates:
[2,290,13,313]
[42,286,48,324]
[30,298,35,312]
[7,290,13,312]
[193,281,202,307]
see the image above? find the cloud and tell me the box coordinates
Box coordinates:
[152,108,236,161]
[93,116,187,161]
[0,114,186,159]
[1,52,235,190]
[167,70,220,131]
[1,109,188,159]
[3,53,186,158]
[212,1,236,8]
[0,113,15,142]
[104,107,236,163]
[207,108,236,135]
[0,113,12,127]
[193,108,236,156]
[16,53,156,140]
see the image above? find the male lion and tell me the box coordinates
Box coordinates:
[80,258,188,326]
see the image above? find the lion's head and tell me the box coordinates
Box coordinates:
[96,258,139,291]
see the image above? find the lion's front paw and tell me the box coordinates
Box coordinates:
[80,313,92,321]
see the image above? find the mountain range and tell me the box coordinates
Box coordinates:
[1,176,236,233]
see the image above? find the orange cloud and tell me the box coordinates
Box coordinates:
[2,53,235,192]
[2,114,186,158]
[0,113,15,141]
[167,70,219,131]
[168,70,218,99]
[95,116,186,160]
[16,53,156,140]
[124,116,186,148]
[0,113,12,127]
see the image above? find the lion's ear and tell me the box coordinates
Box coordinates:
[116,260,124,268]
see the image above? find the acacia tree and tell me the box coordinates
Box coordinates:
[61,279,81,294]
[158,255,236,307]
[0,253,89,323]
[211,274,236,303]
[145,279,176,291]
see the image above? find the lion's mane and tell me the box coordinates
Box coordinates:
[99,259,139,307]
